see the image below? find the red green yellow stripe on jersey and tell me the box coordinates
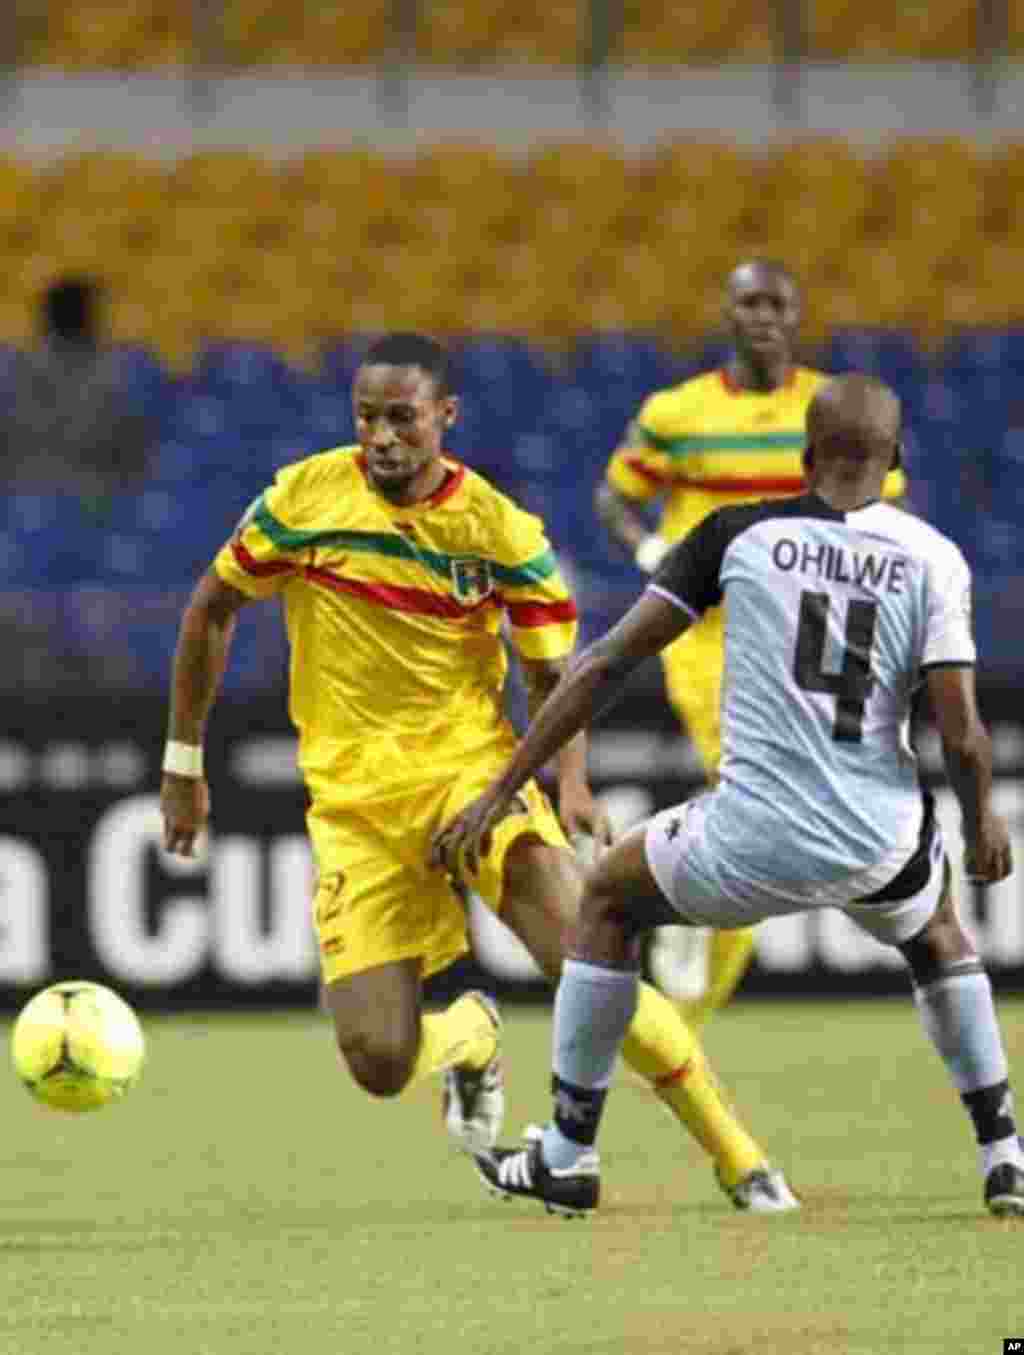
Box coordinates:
[247,494,561,591]
[606,367,906,543]
[215,447,577,692]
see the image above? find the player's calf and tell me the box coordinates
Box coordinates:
[901,886,1024,1217]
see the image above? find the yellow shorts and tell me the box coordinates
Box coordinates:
[308,757,567,985]
[660,604,725,775]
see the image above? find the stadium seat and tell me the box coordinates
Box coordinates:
[807,0,973,58]
[31,0,191,69]
[821,329,929,412]
[620,0,773,62]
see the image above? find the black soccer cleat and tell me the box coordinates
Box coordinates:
[474,1140,600,1218]
[984,1162,1024,1217]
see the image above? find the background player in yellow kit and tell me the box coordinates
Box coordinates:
[596,261,907,1026]
[159,333,798,1211]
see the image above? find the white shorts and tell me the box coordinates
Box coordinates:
[644,794,946,949]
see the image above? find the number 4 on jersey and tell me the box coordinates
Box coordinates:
[794,591,878,743]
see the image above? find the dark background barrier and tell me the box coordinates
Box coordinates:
[2,672,1022,1009]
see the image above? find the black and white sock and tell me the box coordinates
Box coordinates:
[541,959,638,1170]
[913,961,1023,1177]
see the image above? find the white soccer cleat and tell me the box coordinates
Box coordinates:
[443,992,504,1155]
[720,1166,801,1213]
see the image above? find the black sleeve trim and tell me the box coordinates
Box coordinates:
[651,509,730,615]
[921,660,976,671]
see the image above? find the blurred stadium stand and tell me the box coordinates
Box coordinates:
[0,3,1021,689]
[5,0,1023,68]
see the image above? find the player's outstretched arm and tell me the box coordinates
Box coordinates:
[926,665,1013,885]
[431,592,690,876]
[161,570,250,858]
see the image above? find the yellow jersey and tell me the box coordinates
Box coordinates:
[214,446,577,804]
[605,367,907,541]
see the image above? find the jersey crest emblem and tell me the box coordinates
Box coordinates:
[450,557,494,605]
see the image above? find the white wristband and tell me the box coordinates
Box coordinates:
[634,534,670,574]
[163,741,204,778]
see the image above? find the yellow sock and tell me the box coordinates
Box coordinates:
[682,927,758,1030]
[622,981,765,1187]
[409,993,497,1086]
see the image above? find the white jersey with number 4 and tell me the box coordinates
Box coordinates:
[650,493,975,905]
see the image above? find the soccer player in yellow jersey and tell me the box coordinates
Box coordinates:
[160,333,797,1211]
[596,261,907,1026]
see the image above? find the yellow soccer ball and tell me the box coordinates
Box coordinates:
[11,981,145,1112]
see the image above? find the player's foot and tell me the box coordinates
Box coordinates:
[474,1140,599,1218]
[442,991,503,1155]
[718,1166,801,1213]
[984,1161,1024,1217]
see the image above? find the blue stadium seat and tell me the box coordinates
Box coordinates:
[164,393,232,444]
[822,329,929,415]
[301,381,355,447]
[63,586,184,685]
[568,333,677,406]
[150,440,202,484]
[0,495,99,586]
[112,344,175,417]
[320,336,377,391]
[194,341,296,397]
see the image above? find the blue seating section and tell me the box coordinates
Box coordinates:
[3,329,1022,687]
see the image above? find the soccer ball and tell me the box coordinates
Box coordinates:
[11,981,145,1112]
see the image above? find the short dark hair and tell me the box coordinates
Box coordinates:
[363,333,452,397]
[43,276,98,342]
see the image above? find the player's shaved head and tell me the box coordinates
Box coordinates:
[726,258,799,301]
[806,374,901,450]
[804,374,902,507]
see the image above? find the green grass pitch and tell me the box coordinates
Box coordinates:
[1,998,1021,1355]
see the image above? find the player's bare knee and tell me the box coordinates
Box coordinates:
[572,884,632,966]
[901,895,977,985]
[336,1030,415,1098]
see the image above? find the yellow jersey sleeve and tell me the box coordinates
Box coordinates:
[604,389,686,503]
[213,463,307,599]
[490,499,578,662]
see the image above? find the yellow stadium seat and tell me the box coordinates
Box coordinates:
[217,0,303,66]
[808,0,973,59]
[417,2,513,66]
[218,0,390,66]
[415,0,581,66]
[1012,0,1024,53]
[300,1,391,65]
[280,150,396,215]
[404,142,510,203]
[982,142,1024,236]
[40,1,191,70]
[760,140,872,242]
[169,151,279,203]
[621,0,773,63]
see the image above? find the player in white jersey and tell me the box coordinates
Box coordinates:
[435,375,1023,1219]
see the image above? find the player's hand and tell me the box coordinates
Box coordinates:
[160,773,209,857]
[558,779,614,854]
[964,811,1013,885]
[430,787,512,881]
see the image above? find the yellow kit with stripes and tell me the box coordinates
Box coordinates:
[214,447,574,983]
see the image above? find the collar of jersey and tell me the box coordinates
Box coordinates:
[355,451,466,512]
[719,365,798,395]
